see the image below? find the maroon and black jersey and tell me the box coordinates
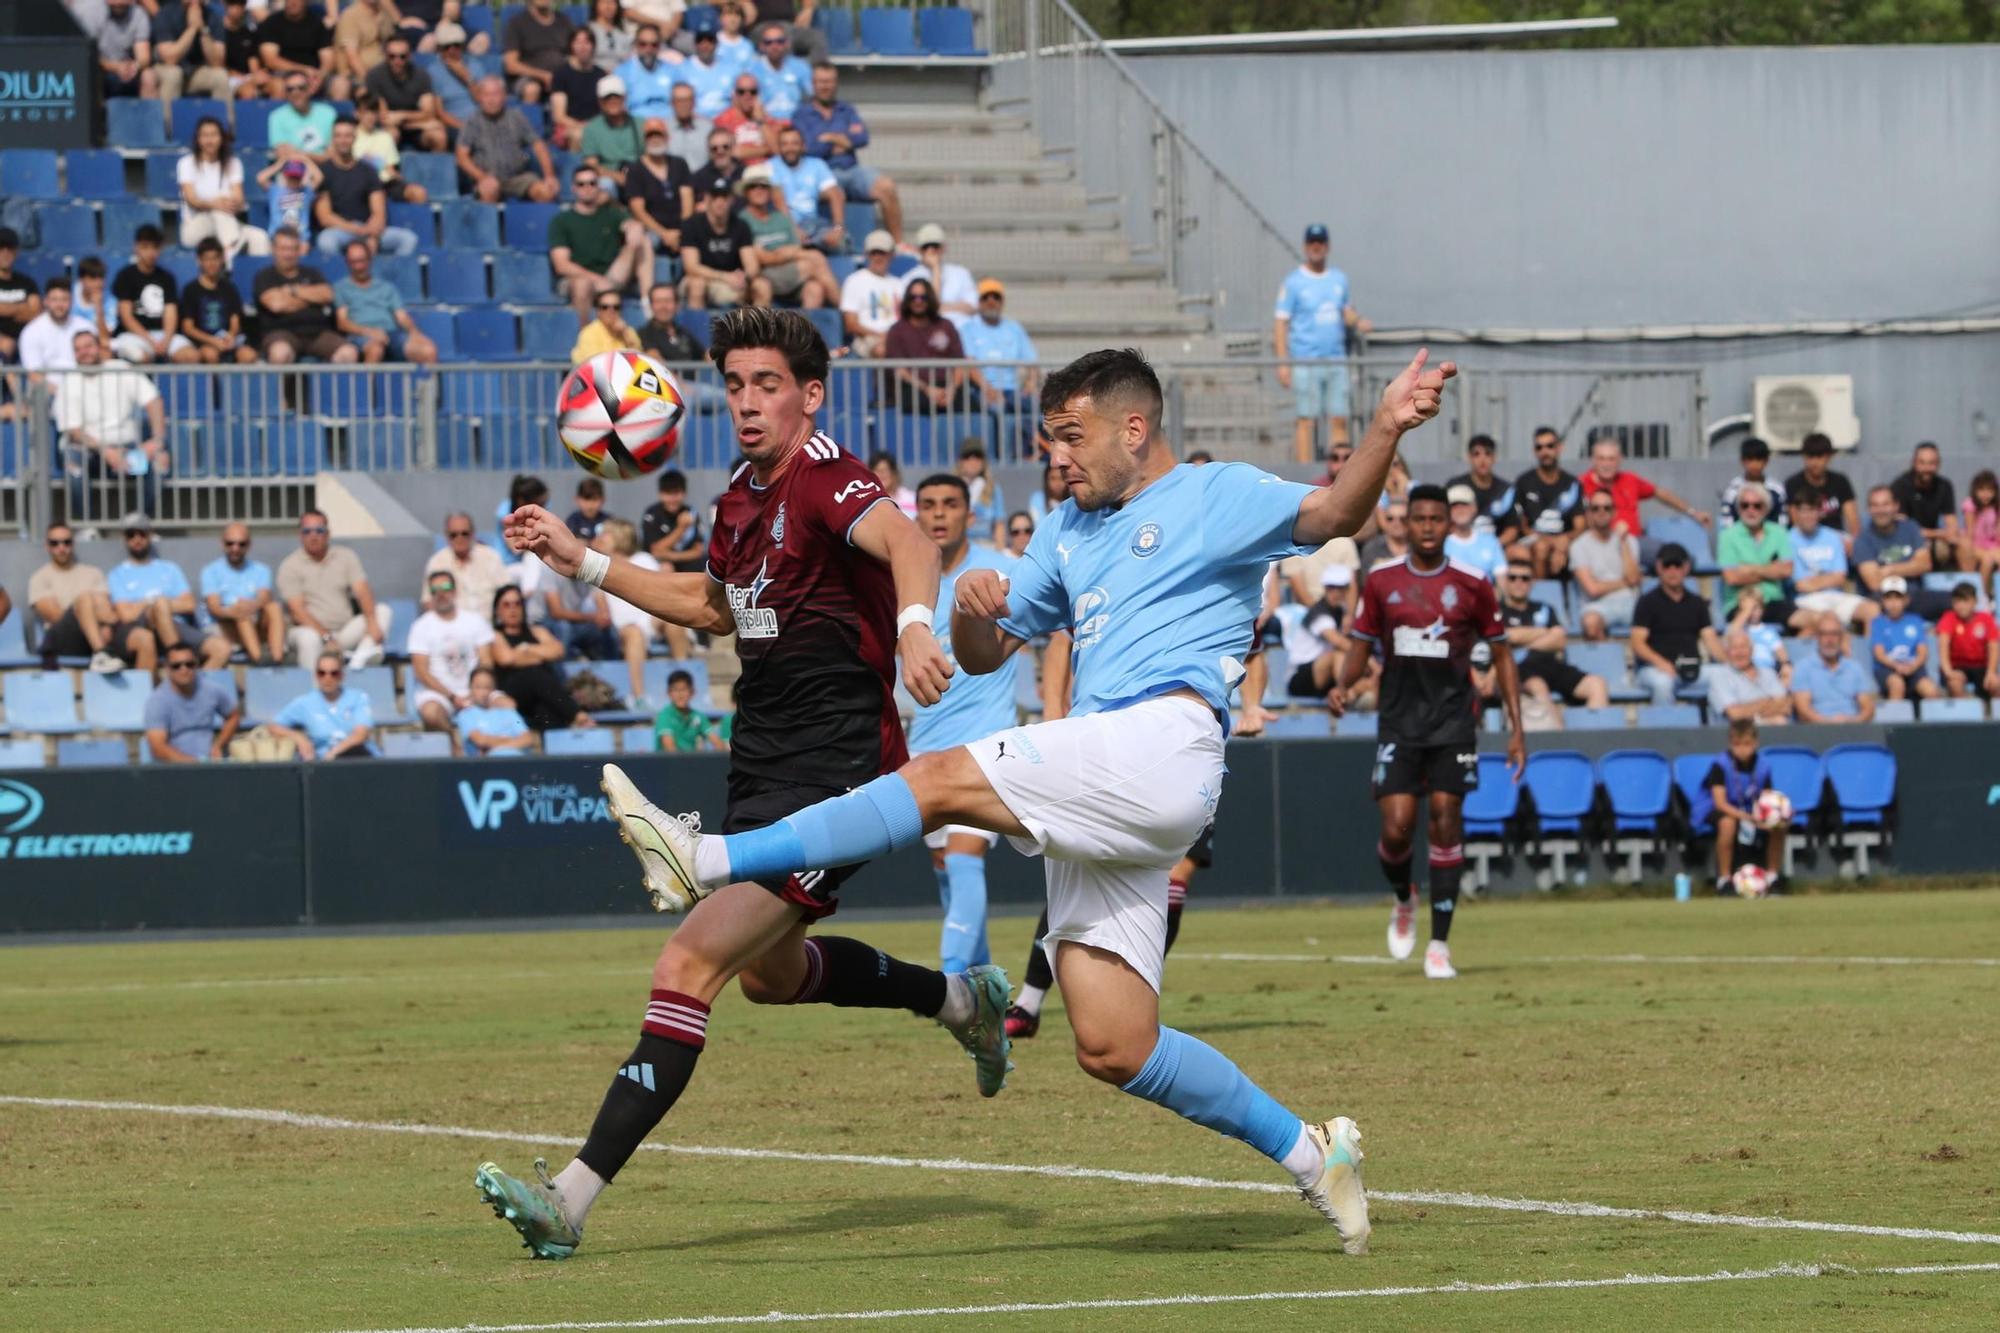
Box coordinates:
[1350,555,1504,747]
[707,432,907,789]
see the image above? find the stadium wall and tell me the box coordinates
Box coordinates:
[5,728,1981,934]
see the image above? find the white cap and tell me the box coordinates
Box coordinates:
[1446,483,1477,507]
[432,20,468,45]
[1880,575,1909,595]
[864,229,895,253]
[597,75,627,99]
[915,222,947,248]
[1320,563,1354,588]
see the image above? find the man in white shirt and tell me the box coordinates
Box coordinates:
[899,223,976,328]
[19,279,96,380]
[838,229,902,357]
[53,329,170,521]
[407,568,497,748]
[422,510,517,620]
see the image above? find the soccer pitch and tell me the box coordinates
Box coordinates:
[6,890,1999,1331]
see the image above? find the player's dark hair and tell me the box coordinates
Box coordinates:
[708,306,829,388]
[668,669,694,690]
[1468,433,1496,453]
[916,472,969,503]
[658,468,687,492]
[1728,716,1758,742]
[1040,348,1162,427]
[1406,483,1450,510]
[1740,435,1770,461]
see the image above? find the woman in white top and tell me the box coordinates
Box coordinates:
[176,117,271,260]
[589,0,638,72]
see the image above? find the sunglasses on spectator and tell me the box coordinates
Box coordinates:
[1739,500,1767,511]
[575,176,599,189]
[735,86,758,95]
[316,667,343,678]
[300,525,328,535]
[224,539,250,548]
[762,35,787,45]
[287,82,307,92]
[596,299,620,311]
[709,141,731,152]
[1009,525,1033,536]
[46,537,71,547]
[1504,572,1531,580]
[635,38,659,48]
[447,527,473,537]
[168,659,197,670]
[1587,502,1615,511]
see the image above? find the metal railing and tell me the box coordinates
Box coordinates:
[984,0,1297,334]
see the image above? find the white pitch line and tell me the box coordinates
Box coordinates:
[328,1262,2000,1333]
[7,1095,1999,1249]
[1177,951,2000,968]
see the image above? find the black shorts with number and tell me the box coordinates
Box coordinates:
[723,770,864,921]
[1372,739,1479,799]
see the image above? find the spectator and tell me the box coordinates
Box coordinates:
[549,27,602,149]
[352,93,430,201]
[1630,543,1722,705]
[1567,488,1640,640]
[27,522,132,673]
[1786,487,1875,630]
[624,119,695,259]
[767,126,843,251]
[457,74,561,203]
[597,518,673,696]
[637,280,701,359]
[201,522,286,664]
[1707,718,1787,896]
[146,0,205,112]
[1004,511,1035,558]
[713,1,755,67]
[688,126,742,200]
[1783,431,1860,536]
[1726,586,1793,680]
[1868,576,1939,702]
[423,510,515,619]
[278,509,392,666]
[178,116,270,261]
[270,652,378,760]
[78,0,160,99]
[958,280,1039,418]
[261,0,343,102]
[144,643,242,762]
[1445,434,1508,537]
[1376,454,1414,517]
[408,569,496,746]
[579,76,643,181]
[194,0,271,102]
[19,279,95,381]
[1443,484,1506,583]
[1957,468,2000,597]
[111,225,196,365]
[565,477,612,542]
[613,23,679,121]
[270,69,338,162]
[543,554,617,658]
[254,227,355,364]
[901,223,976,325]
[490,584,589,731]
[1580,433,1713,564]
[838,229,900,354]
[547,164,654,320]
[869,452,917,517]
[1854,484,1947,617]
[1279,564,1366,700]
[333,0,402,90]
[0,229,37,387]
[110,515,232,669]
[1716,481,1798,625]
[74,258,116,344]
[54,331,169,522]
[675,26,732,120]
[1359,499,1408,570]
[456,667,535,754]
[1891,441,1962,571]
[361,35,449,152]
[714,70,781,166]
[587,0,637,73]
[679,185,766,309]
[640,467,707,570]
[1937,581,2000,699]
[1716,435,1785,527]
[1494,560,1610,712]
[261,156,320,240]
[793,63,903,245]
[885,279,980,414]
[501,0,576,103]
[956,442,1004,541]
[314,117,420,257]
[571,288,641,363]
[745,20,810,119]
[736,165,837,308]
[1791,612,1877,724]
[652,668,723,752]
[1273,223,1365,465]
[1708,628,1793,724]
[428,22,496,129]
[1505,426,1584,579]
[664,80,716,161]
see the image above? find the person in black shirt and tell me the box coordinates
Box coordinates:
[181,238,255,364]
[1781,431,1858,535]
[640,466,707,590]
[0,227,42,363]
[1630,542,1722,705]
[638,282,703,363]
[253,226,355,362]
[550,26,602,146]
[624,121,694,254]
[111,226,195,364]
[360,34,448,151]
[1502,425,1583,578]
[259,0,343,99]
[1493,560,1609,708]
[1445,433,1512,540]
[313,116,419,256]
[687,128,741,204]
[679,186,768,308]
[1889,441,1962,570]
[201,0,274,101]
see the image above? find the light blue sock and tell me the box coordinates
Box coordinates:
[939,851,990,974]
[1120,1026,1304,1164]
[723,774,924,885]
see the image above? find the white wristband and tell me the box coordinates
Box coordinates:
[896,604,933,637]
[579,548,611,588]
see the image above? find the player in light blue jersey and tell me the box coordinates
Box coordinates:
[598,344,1457,1253]
[1274,222,1370,464]
[907,472,1027,974]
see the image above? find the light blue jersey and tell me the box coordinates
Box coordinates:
[998,462,1313,722]
[911,545,1021,754]
[200,556,271,609]
[276,686,377,755]
[959,316,1037,394]
[1273,264,1350,360]
[750,55,813,119]
[1444,530,1507,583]
[675,58,735,118]
[1791,525,1849,581]
[109,557,191,605]
[457,704,529,745]
[767,153,837,222]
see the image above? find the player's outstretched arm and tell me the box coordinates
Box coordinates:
[951,567,1029,677]
[504,504,732,635]
[1293,347,1457,547]
[851,501,953,706]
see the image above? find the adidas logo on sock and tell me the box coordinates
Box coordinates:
[620,1062,656,1091]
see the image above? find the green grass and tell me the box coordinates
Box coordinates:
[6,890,2000,1331]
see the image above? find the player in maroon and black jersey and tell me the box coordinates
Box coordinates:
[478,308,1013,1260]
[1332,483,1523,980]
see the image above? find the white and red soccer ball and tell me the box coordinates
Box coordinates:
[1753,788,1792,830]
[559,350,686,481]
[1732,864,1772,899]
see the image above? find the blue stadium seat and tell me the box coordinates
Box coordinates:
[461,4,498,38]
[859,7,922,56]
[1461,751,1521,887]
[102,201,162,253]
[349,665,412,726]
[1672,750,1717,837]
[442,368,507,417]
[388,201,440,250]
[641,658,709,700]
[382,598,420,659]
[686,5,722,34]
[1634,703,1701,728]
[918,7,984,56]
[1760,745,1824,849]
[402,151,460,201]
[453,309,518,359]
[15,252,68,288]
[3,672,84,734]
[619,724,656,753]
[1599,748,1673,878]
[58,737,128,767]
[235,100,280,150]
[0,737,44,770]
[244,667,313,724]
[0,148,61,198]
[0,608,36,668]
[803,307,844,351]
[170,98,230,146]
[675,308,713,346]
[876,411,948,469]
[409,307,458,360]
[81,671,151,731]
[521,308,579,360]
[372,253,426,301]
[887,252,919,279]
[513,101,549,138]
[159,247,201,292]
[265,419,323,474]
[438,198,500,249]
[1523,749,1594,881]
[844,200,878,245]
[1823,741,1896,874]
[431,250,491,304]
[39,205,98,254]
[1331,711,1375,738]
[813,5,860,54]
[1649,512,1716,575]
[382,731,452,759]
[107,98,167,149]
[495,260,559,304]
[230,254,272,304]
[203,669,237,703]
[1920,696,1987,723]
[502,202,560,251]
[545,727,617,756]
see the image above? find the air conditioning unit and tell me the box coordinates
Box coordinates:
[1753,375,1860,452]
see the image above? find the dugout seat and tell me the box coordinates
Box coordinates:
[1461,751,1521,890]
[1673,751,1718,838]
[1597,749,1673,882]
[1760,744,1826,876]
[1522,750,1594,888]
[1823,743,1896,876]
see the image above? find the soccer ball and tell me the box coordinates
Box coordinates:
[1753,788,1793,829]
[558,350,685,480]
[1732,864,1772,899]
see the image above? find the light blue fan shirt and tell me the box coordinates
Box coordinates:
[997,462,1315,722]
[1444,530,1507,583]
[1273,265,1351,359]
[109,557,191,605]
[909,543,1022,754]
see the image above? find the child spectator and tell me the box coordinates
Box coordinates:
[652,669,722,752]
[457,667,536,755]
[1867,577,1938,701]
[1716,435,1785,526]
[1705,717,1787,896]
[1957,469,2000,598]
[1936,582,2000,700]
[567,477,611,541]
[263,158,321,240]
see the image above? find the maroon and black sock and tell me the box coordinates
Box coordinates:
[1429,843,1464,943]
[786,936,946,1017]
[576,989,709,1181]
[1022,908,1055,991]
[1378,840,1415,904]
